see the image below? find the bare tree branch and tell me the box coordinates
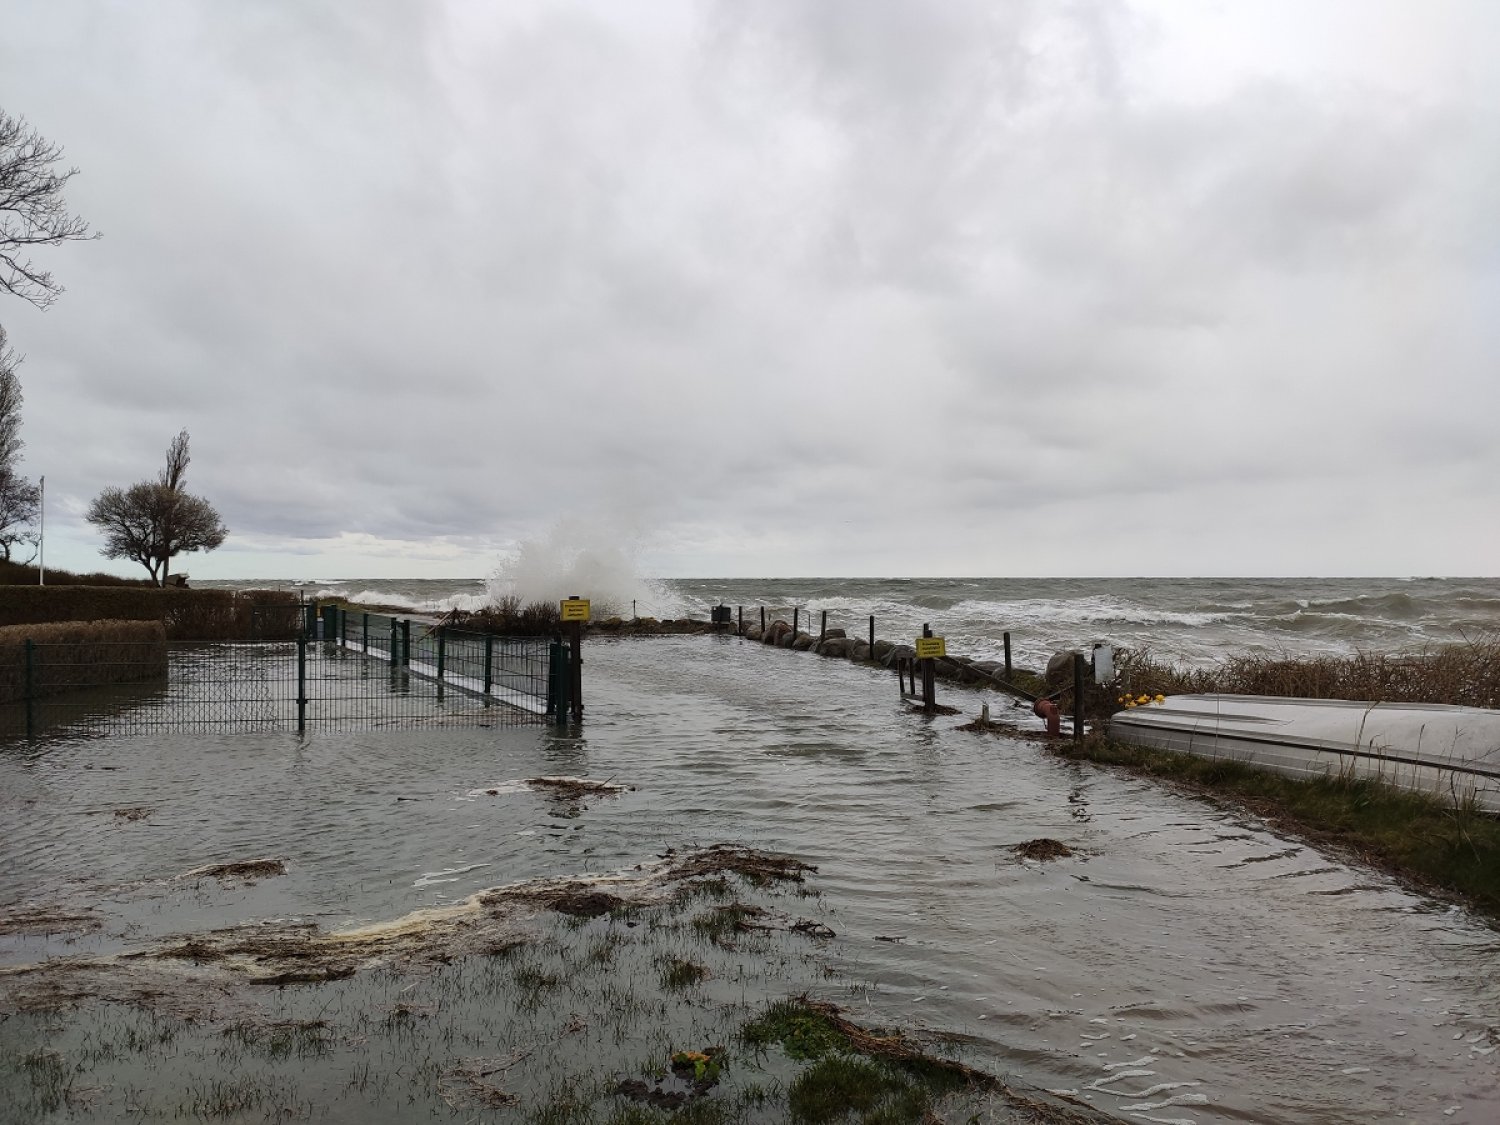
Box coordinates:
[0,109,97,309]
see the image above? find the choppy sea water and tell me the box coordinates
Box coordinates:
[209,575,1500,668]
[5,626,1500,1122]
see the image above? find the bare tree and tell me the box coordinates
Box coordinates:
[1,109,96,309]
[87,430,228,585]
[0,325,40,560]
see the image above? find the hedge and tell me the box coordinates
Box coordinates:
[0,587,303,640]
[0,619,168,704]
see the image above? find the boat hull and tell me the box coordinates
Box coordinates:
[1107,695,1500,814]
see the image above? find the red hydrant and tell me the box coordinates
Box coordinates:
[1033,697,1061,738]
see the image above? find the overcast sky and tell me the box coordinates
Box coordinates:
[2,0,1496,580]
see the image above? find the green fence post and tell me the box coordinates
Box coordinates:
[24,638,35,740]
[484,635,494,695]
[304,602,317,638]
[548,641,571,721]
[401,620,411,667]
[297,633,307,733]
[436,631,446,681]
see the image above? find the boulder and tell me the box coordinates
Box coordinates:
[765,620,793,645]
[819,627,847,641]
[791,632,815,651]
[744,626,763,641]
[819,637,855,658]
[851,642,872,661]
[872,639,896,661]
[1046,649,1086,687]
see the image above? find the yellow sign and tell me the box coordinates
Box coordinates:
[560,598,591,622]
[914,636,946,660]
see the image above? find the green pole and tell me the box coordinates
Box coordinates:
[24,639,35,740]
[297,633,307,733]
[484,635,493,695]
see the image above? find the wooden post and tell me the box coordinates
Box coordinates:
[820,610,827,638]
[738,605,743,634]
[760,606,766,633]
[1073,652,1085,742]
[568,594,583,722]
[921,624,936,712]
[792,607,799,637]
[1004,632,1012,677]
[868,614,875,658]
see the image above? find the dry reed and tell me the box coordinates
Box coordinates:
[1112,636,1500,710]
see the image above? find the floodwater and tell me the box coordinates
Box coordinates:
[4,634,1500,1123]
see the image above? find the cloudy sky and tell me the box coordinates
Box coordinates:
[2,1,1496,580]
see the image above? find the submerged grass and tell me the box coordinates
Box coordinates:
[1055,736,1500,921]
[0,844,1105,1125]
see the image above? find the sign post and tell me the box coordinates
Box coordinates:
[560,597,589,722]
[915,625,945,712]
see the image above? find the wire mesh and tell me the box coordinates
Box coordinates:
[0,627,551,743]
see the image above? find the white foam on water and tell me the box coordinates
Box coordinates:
[461,782,528,800]
[1121,1093,1209,1111]
[1089,1070,1157,1091]
[1105,1056,1158,1070]
[413,863,489,888]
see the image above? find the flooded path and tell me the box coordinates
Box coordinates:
[4,634,1499,1122]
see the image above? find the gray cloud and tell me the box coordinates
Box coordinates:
[1,0,1494,579]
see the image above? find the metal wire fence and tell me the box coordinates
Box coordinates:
[0,625,553,742]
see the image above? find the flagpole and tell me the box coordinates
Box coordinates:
[37,475,44,586]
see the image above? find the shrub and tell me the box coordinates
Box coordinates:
[0,587,302,640]
[0,619,167,703]
[1112,637,1500,710]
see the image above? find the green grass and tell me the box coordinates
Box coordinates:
[1056,736,1500,920]
[787,1055,931,1125]
[740,1000,847,1061]
[658,956,709,991]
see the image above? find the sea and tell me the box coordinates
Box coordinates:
[203,574,1500,669]
[23,571,1488,1123]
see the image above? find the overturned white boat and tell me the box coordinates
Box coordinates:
[1108,695,1500,815]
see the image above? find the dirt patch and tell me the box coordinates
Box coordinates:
[663,844,816,886]
[178,859,287,882]
[498,888,624,918]
[956,717,1055,742]
[112,807,153,821]
[1014,838,1074,861]
[904,702,962,716]
[0,905,101,937]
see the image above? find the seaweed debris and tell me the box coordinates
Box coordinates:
[662,843,816,886]
[0,905,101,937]
[524,776,634,816]
[177,859,287,882]
[1014,839,1074,861]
